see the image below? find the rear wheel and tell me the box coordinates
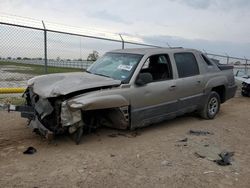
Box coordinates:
[200,91,220,119]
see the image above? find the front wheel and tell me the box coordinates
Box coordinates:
[200,91,221,119]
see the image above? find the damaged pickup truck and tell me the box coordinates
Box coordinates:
[17,48,237,144]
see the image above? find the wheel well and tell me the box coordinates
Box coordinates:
[82,107,130,130]
[212,85,226,103]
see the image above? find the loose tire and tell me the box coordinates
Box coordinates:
[200,91,220,119]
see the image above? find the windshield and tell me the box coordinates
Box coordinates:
[87,52,143,83]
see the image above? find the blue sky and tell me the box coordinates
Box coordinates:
[0,0,250,58]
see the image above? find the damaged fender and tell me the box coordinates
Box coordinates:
[61,94,130,128]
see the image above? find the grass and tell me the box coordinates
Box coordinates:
[0,61,83,75]
[0,96,25,106]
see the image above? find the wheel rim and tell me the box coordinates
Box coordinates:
[208,97,218,116]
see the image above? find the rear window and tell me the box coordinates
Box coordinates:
[174,52,200,78]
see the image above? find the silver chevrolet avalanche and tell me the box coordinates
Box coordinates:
[20,48,237,144]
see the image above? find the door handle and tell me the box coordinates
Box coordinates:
[196,81,201,85]
[169,85,176,91]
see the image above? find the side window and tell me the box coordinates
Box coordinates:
[174,52,199,78]
[140,54,173,82]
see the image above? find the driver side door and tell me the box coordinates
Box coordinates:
[130,54,179,128]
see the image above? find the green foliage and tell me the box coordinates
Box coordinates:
[87,50,99,61]
[0,61,83,75]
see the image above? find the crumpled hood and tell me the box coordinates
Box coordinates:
[28,72,121,98]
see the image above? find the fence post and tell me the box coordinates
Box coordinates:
[244,57,248,75]
[42,21,48,74]
[226,55,229,64]
[119,34,124,49]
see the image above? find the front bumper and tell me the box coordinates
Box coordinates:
[8,104,53,138]
[242,82,250,96]
[8,104,35,120]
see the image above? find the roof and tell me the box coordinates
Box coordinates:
[111,47,201,55]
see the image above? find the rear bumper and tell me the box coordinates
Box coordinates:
[225,84,237,100]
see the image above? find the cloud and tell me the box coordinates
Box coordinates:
[172,0,212,9]
[142,35,250,59]
[87,10,132,25]
[171,0,250,10]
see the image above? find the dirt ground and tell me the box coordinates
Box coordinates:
[0,92,250,188]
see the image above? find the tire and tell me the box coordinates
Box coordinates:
[241,90,250,97]
[200,91,221,119]
[241,91,247,97]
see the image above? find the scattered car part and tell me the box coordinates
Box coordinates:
[23,147,37,154]
[178,138,188,142]
[214,151,234,166]
[241,79,250,97]
[189,130,214,136]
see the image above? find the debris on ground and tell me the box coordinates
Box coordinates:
[110,154,115,157]
[178,137,188,142]
[108,131,141,138]
[108,134,117,138]
[161,160,172,166]
[189,130,214,136]
[194,152,206,159]
[214,151,234,166]
[130,131,141,137]
[23,146,37,154]
[203,171,214,174]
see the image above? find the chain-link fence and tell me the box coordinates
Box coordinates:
[0,14,159,89]
[206,53,250,76]
[0,14,249,91]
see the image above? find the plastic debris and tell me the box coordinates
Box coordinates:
[23,146,37,154]
[203,171,214,174]
[194,152,206,159]
[178,138,188,142]
[214,151,234,166]
[189,130,213,136]
[161,160,172,166]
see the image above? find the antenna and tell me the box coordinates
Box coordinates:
[166,42,171,48]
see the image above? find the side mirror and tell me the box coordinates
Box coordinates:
[135,73,153,86]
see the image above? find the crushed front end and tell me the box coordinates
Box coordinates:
[242,81,250,97]
[22,87,67,139]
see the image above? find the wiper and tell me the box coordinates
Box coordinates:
[92,72,111,78]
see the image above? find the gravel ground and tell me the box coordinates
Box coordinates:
[0,93,250,188]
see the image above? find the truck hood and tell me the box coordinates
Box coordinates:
[27,72,121,98]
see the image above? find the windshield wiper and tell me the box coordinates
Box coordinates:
[92,72,111,78]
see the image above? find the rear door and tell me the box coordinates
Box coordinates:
[173,52,205,112]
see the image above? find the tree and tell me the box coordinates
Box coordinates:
[87,50,99,61]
